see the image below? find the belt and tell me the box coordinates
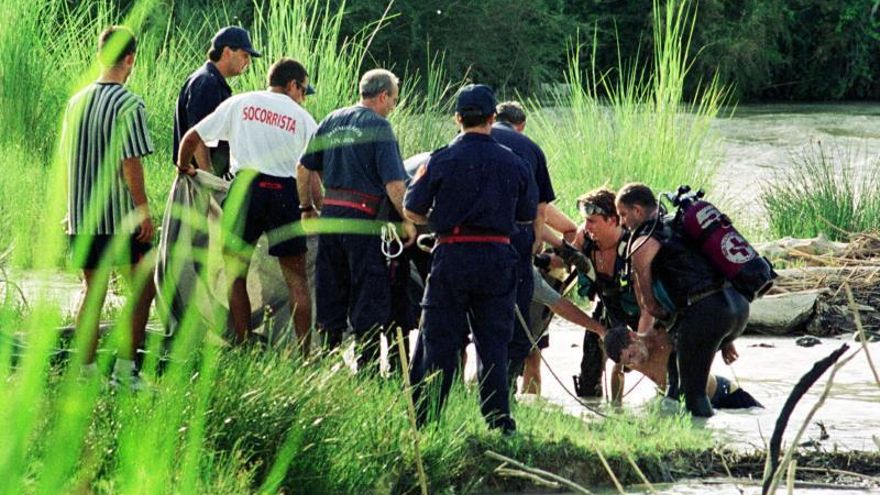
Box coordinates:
[686,282,727,306]
[436,225,510,245]
[323,188,381,216]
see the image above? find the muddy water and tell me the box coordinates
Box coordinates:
[3,270,121,317]
[711,103,880,219]
[530,321,880,453]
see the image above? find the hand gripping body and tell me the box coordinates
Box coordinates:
[667,186,776,302]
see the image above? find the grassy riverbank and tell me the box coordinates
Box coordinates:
[5,0,878,493]
[1,323,717,493]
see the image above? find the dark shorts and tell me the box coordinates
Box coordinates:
[222,172,306,258]
[69,233,152,270]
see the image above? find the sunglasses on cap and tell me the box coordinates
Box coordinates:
[577,199,608,217]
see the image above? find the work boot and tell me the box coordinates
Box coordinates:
[578,331,605,398]
[489,415,517,437]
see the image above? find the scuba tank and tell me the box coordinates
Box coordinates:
[666,185,776,302]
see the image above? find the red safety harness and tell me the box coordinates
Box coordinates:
[436,225,510,245]
[323,188,381,216]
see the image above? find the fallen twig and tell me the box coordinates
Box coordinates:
[485,450,593,495]
[595,448,625,494]
[494,467,560,488]
[762,343,850,494]
[624,452,657,494]
[795,466,880,485]
[765,345,863,495]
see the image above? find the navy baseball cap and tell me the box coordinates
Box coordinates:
[455,84,496,116]
[212,26,261,57]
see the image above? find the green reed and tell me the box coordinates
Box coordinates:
[527,0,729,219]
[761,141,880,242]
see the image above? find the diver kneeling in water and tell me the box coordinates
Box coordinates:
[616,183,750,417]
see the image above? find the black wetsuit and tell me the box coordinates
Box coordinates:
[711,376,762,409]
[576,234,639,397]
[639,218,750,417]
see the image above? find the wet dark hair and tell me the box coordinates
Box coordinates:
[603,326,634,363]
[267,58,308,89]
[98,26,137,67]
[496,101,526,125]
[617,183,657,209]
[577,187,618,221]
[459,111,493,128]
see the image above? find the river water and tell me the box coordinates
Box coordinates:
[531,323,880,453]
[710,103,880,220]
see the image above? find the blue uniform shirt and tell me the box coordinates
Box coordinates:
[301,105,407,198]
[173,62,232,165]
[405,133,538,236]
[491,122,555,204]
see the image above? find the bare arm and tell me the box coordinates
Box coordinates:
[403,208,428,225]
[545,203,578,242]
[630,236,668,333]
[386,179,416,245]
[385,180,409,219]
[309,171,324,209]
[296,164,318,219]
[548,298,606,337]
[176,129,205,177]
[533,202,547,254]
[121,156,153,242]
[542,227,563,248]
[192,141,212,173]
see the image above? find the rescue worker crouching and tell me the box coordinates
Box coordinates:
[566,188,639,398]
[404,84,538,434]
[616,183,749,417]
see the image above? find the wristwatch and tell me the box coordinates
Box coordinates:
[299,204,314,213]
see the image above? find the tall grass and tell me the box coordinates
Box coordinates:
[0,0,449,268]
[0,319,713,492]
[761,141,880,241]
[0,0,727,492]
[528,0,729,218]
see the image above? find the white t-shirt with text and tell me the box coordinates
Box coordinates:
[194,90,318,178]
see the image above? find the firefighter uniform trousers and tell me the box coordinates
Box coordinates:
[410,242,519,431]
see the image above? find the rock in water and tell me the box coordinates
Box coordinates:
[795,336,822,347]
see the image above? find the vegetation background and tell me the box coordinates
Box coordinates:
[86,0,880,101]
[0,0,878,492]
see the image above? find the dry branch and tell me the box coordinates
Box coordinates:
[762,343,850,494]
[485,450,593,495]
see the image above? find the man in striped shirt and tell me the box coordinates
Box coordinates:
[63,26,155,386]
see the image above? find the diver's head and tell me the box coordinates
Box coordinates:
[616,183,658,232]
[577,188,620,248]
